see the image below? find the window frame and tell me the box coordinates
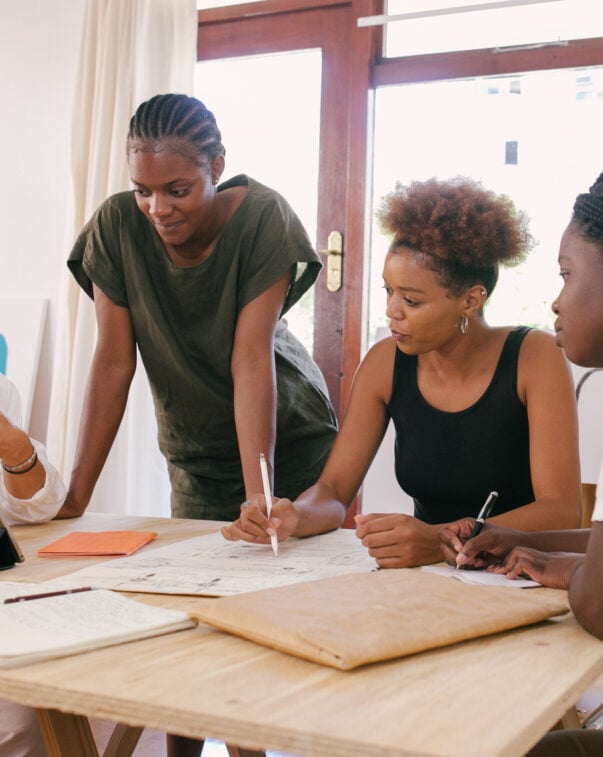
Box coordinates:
[199,2,603,411]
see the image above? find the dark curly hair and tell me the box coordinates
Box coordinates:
[571,172,603,249]
[375,176,533,296]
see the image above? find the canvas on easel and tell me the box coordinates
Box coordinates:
[0,298,47,430]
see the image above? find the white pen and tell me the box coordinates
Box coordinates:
[260,452,279,557]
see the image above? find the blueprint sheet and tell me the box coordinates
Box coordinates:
[49,529,378,597]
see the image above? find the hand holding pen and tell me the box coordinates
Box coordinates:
[455,491,498,569]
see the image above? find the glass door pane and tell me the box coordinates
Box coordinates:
[195,50,322,352]
[367,65,603,346]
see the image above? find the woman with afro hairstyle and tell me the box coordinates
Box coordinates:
[223,176,581,569]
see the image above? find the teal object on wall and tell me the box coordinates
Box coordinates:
[0,334,6,375]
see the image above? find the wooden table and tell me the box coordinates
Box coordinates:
[3,513,603,757]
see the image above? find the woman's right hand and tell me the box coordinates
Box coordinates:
[221,495,300,544]
[440,521,524,568]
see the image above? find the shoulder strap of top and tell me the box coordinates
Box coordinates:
[389,346,419,408]
[498,326,532,396]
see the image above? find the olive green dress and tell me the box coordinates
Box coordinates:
[68,175,338,520]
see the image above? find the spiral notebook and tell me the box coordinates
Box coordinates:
[0,586,195,668]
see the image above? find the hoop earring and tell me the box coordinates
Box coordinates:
[460,315,469,335]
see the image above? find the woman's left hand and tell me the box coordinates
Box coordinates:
[492,546,584,589]
[354,512,442,568]
[221,495,300,544]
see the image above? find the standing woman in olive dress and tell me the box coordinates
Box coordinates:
[60,93,337,523]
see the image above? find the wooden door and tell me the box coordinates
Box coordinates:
[198,0,383,418]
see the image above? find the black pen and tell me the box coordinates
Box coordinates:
[468,491,499,539]
[3,587,93,604]
[456,491,498,570]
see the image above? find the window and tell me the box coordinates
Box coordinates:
[195,50,322,351]
[382,0,603,57]
[367,66,603,344]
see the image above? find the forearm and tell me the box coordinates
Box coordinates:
[0,428,45,499]
[291,481,347,537]
[1,439,66,522]
[567,524,603,639]
[491,494,581,532]
[67,355,134,508]
[233,358,276,498]
[508,528,590,553]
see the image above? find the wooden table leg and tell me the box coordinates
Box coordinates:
[36,709,143,757]
[225,748,265,757]
[36,708,99,757]
[558,705,582,729]
[103,723,144,757]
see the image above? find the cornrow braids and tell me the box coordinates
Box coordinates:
[127,93,225,164]
[572,172,603,247]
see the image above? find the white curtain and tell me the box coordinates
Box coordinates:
[48,0,197,516]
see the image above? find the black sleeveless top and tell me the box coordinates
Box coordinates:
[387,326,534,525]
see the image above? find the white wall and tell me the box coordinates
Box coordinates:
[0,0,84,441]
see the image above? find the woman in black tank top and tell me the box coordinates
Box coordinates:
[226,176,581,570]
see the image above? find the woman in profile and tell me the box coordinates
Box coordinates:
[441,171,603,756]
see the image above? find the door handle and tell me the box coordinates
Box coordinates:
[321,231,343,292]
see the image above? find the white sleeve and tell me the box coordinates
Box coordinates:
[0,375,66,525]
[0,438,67,524]
[590,460,603,522]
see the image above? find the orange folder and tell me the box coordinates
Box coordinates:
[38,531,158,557]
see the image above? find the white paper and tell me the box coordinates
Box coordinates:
[0,581,46,600]
[421,564,540,588]
[0,589,195,667]
[47,529,378,597]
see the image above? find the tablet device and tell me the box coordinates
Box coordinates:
[0,514,24,570]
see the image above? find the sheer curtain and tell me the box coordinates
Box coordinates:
[48,0,197,516]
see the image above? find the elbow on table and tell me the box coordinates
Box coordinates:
[572,605,603,641]
[569,579,603,640]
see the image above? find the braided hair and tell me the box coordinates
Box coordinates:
[572,173,603,247]
[127,94,225,165]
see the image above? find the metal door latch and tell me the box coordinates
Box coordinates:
[322,231,343,292]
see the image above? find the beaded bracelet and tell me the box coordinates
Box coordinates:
[2,447,38,475]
